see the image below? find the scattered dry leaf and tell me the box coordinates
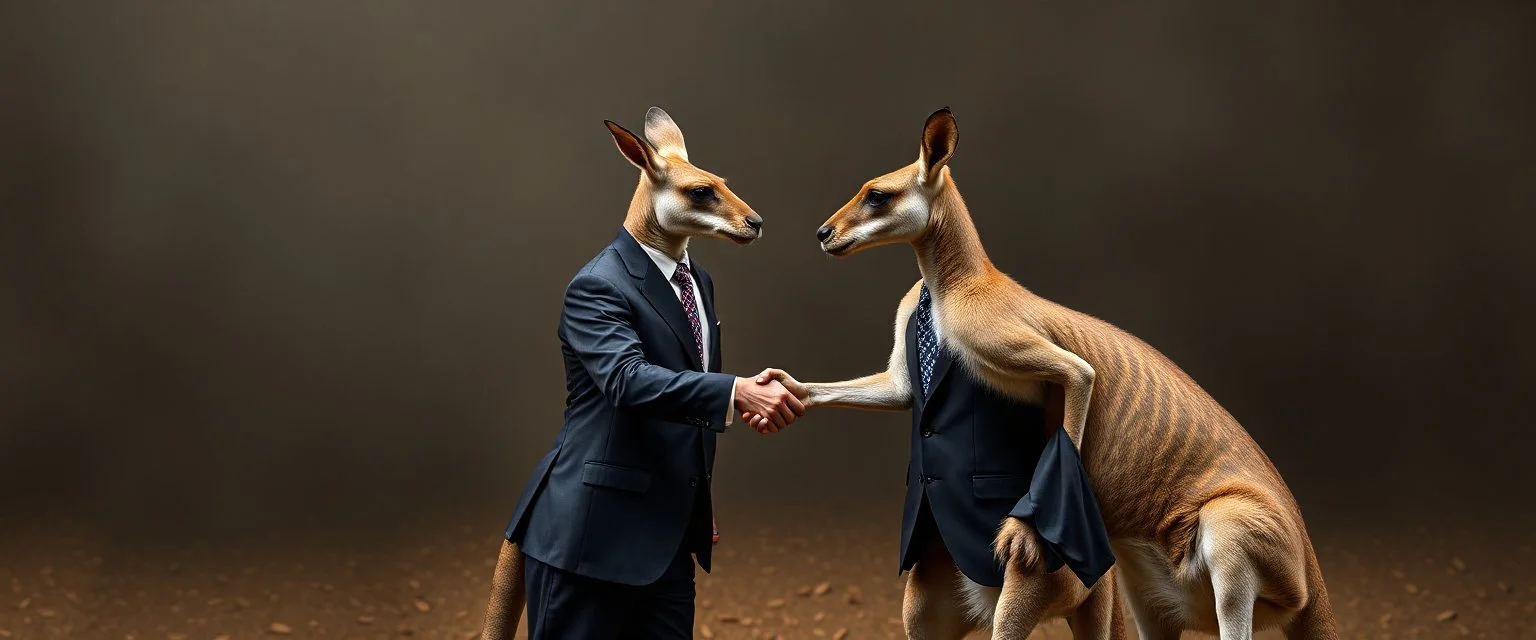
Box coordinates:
[413,599,432,613]
[268,622,293,634]
[833,628,848,640]
[1404,583,1419,595]
[358,615,375,624]
[813,582,831,596]
[699,624,714,638]
[1436,610,1458,623]
[766,599,786,609]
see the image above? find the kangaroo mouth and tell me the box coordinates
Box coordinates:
[823,239,856,256]
[723,229,760,245]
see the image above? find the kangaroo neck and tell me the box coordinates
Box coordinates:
[622,176,688,261]
[912,181,994,296]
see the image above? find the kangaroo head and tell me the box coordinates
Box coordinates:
[816,107,958,256]
[607,107,762,246]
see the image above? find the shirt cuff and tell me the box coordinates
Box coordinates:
[724,383,737,426]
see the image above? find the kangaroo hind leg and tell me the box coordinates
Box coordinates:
[903,539,978,640]
[1198,495,1309,640]
[1065,568,1125,640]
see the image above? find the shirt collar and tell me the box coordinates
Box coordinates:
[638,243,690,282]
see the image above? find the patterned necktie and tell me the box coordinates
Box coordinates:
[915,283,938,395]
[672,261,706,367]
[676,261,716,544]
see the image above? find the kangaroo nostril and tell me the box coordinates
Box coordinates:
[816,226,834,242]
[745,215,762,231]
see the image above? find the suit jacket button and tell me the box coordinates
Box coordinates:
[921,429,934,438]
[705,474,712,482]
[689,476,699,487]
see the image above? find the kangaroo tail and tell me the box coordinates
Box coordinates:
[1283,538,1338,640]
[478,540,526,640]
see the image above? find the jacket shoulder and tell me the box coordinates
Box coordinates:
[566,247,630,291]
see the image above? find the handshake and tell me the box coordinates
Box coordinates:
[732,368,808,434]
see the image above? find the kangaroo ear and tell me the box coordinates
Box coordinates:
[606,120,667,181]
[643,106,689,163]
[918,107,958,186]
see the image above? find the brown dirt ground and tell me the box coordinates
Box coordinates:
[2,506,1532,639]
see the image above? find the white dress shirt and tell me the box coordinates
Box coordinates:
[638,244,736,426]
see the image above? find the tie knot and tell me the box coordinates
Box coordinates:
[672,261,692,284]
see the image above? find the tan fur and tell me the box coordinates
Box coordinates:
[477,106,760,640]
[479,540,525,640]
[902,537,1124,640]
[607,108,760,260]
[793,109,1337,640]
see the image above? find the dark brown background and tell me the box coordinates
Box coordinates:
[2,0,1533,546]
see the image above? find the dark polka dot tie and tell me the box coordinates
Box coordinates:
[915,283,938,396]
[672,262,705,367]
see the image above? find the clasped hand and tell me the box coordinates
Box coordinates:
[733,368,808,434]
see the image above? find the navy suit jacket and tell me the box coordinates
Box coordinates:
[505,228,733,586]
[900,295,1115,589]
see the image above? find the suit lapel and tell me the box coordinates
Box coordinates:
[925,344,956,405]
[907,293,956,420]
[613,229,705,372]
[906,310,925,416]
[694,264,722,373]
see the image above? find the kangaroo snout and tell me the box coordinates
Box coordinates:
[745,214,763,231]
[816,226,834,242]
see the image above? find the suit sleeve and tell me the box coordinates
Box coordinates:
[563,272,735,431]
[1007,428,1116,588]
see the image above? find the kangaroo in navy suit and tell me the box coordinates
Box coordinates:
[477,107,805,640]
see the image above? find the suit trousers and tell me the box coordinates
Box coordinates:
[522,540,697,640]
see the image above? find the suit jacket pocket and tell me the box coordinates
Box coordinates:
[582,461,653,493]
[971,473,1031,500]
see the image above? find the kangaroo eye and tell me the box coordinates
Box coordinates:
[688,186,715,204]
[865,189,891,208]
